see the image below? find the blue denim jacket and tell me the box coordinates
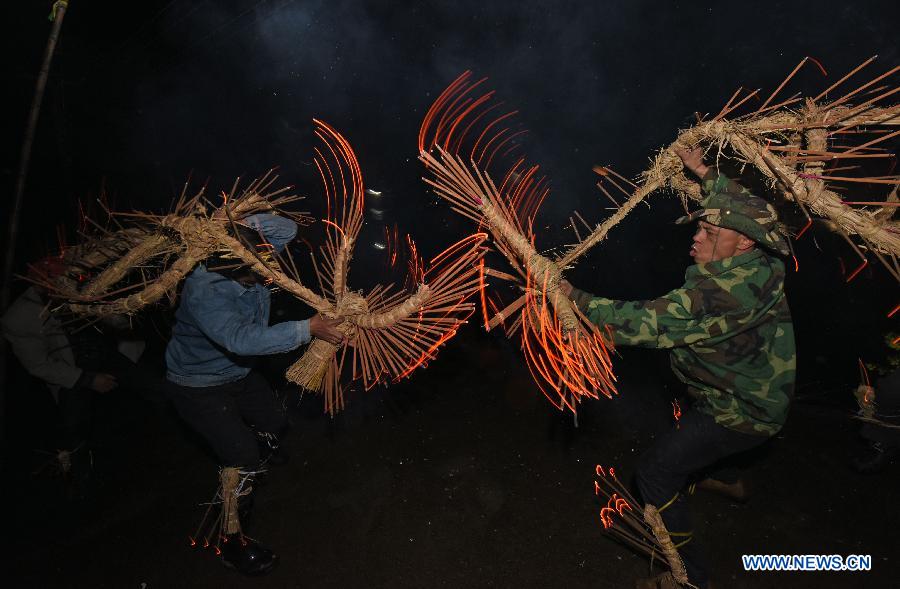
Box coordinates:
[165,214,311,387]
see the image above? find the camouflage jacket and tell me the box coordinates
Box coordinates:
[571,249,796,436]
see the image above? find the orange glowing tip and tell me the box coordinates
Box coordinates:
[893,335,900,346]
[592,165,610,177]
[313,118,365,201]
[189,536,197,547]
[429,232,488,268]
[845,258,868,283]
[419,71,527,169]
[595,464,606,477]
[889,303,900,318]
[599,507,615,529]
[321,218,346,237]
[792,255,799,272]
[608,467,616,478]
[672,399,682,422]
[395,326,462,381]
[806,56,828,76]
[598,494,631,527]
[795,217,813,240]
[478,260,490,330]
[405,234,421,285]
[858,358,871,387]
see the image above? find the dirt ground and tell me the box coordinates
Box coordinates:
[2,330,897,588]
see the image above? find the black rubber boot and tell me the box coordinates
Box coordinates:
[63,444,96,501]
[220,534,278,575]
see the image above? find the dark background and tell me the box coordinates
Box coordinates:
[2,1,899,587]
[4,0,898,362]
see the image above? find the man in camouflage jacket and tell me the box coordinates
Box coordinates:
[562,146,795,589]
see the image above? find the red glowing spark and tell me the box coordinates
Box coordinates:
[858,357,871,387]
[599,507,615,529]
[672,399,682,423]
[846,258,868,283]
[321,218,346,237]
[808,56,828,76]
[597,493,630,529]
[395,327,461,381]
[518,265,616,408]
[485,294,503,329]
[478,260,490,330]
[419,73,619,410]
[795,217,813,240]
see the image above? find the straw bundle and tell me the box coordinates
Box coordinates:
[566,57,900,286]
[418,72,618,412]
[45,120,485,415]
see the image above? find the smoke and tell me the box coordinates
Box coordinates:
[103,0,899,283]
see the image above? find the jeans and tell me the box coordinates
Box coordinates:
[635,410,768,588]
[165,371,287,468]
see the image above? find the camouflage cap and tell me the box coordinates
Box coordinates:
[675,190,789,256]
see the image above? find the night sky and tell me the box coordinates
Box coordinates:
[4,0,899,380]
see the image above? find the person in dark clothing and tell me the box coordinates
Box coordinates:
[165,213,343,575]
[1,256,121,494]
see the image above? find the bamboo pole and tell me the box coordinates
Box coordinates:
[0,0,69,470]
[3,0,69,310]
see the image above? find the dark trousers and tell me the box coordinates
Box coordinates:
[166,371,287,468]
[57,386,95,449]
[635,410,768,588]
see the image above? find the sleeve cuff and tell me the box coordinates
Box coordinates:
[700,167,719,196]
[568,286,596,313]
[297,319,311,345]
[74,369,92,390]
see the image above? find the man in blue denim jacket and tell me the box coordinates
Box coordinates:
[165,213,343,575]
